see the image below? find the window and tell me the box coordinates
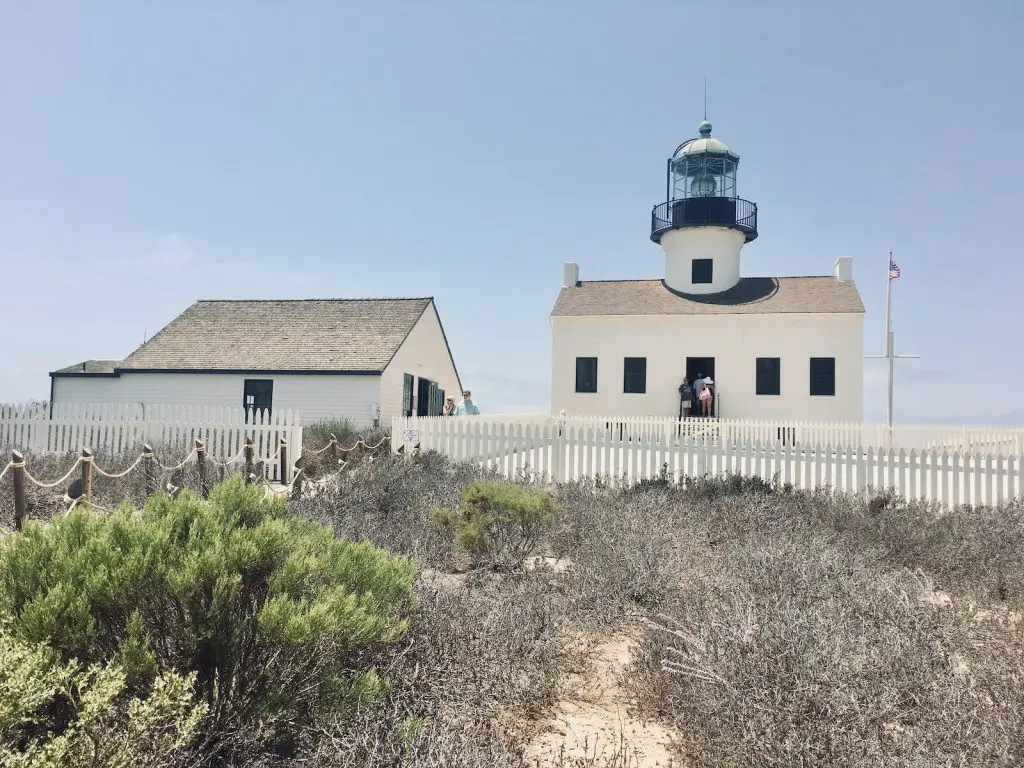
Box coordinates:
[810,357,836,396]
[692,258,713,284]
[755,357,781,396]
[402,373,414,416]
[575,357,598,393]
[243,379,273,421]
[623,357,647,394]
[436,388,446,415]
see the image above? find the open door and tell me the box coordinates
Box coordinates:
[685,357,717,417]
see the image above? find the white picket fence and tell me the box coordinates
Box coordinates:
[0,403,303,482]
[416,413,1024,455]
[393,416,1024,508]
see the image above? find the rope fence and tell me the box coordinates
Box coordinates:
[2,431,390,532]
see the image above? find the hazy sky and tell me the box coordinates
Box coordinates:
[2,1,1022,424]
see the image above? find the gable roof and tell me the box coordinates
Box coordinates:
[551,277,864,317]
[113,298,434,373]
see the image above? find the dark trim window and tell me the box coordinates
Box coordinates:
[755,357,781,396]
[243,379,273,421]
[810,357,836,396]
[575,357,598,393]
[623,357,647,394]
[692,258,713,284]
[402,373,414,416]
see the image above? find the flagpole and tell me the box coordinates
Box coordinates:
[865,253,917,435]
[885,251,894,430]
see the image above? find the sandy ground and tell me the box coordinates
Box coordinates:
[525,631,678,767]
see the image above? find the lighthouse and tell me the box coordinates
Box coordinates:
[550,115,864,423]
[650,120,758,295]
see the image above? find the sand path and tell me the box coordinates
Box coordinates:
[525,630,678,766]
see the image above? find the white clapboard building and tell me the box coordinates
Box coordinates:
[551,119,865,421]
[50,298,461,427]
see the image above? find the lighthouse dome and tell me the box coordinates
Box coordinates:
[671,120,736,161]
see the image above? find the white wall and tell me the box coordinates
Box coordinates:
[662,227,745,294]
[380,302,461,419]
[551,312,863,421]
[51,372,382,427]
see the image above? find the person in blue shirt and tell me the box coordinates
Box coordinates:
[454,390,480,415]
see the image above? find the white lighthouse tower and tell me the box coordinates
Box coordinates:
[650,120,758,294]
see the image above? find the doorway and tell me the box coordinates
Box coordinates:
[685,357,716,417]
[416,377,436,417]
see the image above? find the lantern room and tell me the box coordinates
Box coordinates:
[651,120,758,246]
[670,120,738,200]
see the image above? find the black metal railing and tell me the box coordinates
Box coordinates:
[650,197,758,243]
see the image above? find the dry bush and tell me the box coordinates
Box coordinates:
[292,451,511,570]
[612,484,1024,767]
[299,566,587,767]
[824,495,1024,605]
[298,420,390,480]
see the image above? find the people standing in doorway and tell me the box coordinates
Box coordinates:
[678,377,693,419]
[699,377,715,417]
[454,390,480,415]
[442,396,457,416]
[692,372,704,415]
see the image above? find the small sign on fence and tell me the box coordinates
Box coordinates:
[402,429,420,444]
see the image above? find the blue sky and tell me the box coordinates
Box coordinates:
[2,1,1022,424]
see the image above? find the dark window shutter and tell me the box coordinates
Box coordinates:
[755,357,781,396]
[427,381,438,415]
[402,373,414,416]
[809,357,836,396]
[623,357,647,394]
[575,357,598,393]
[692,258,713,284]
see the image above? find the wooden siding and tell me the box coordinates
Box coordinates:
[51,372,382,427]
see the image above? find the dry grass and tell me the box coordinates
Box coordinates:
[2,446,1022,766]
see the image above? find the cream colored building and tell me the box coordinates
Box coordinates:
[50,298,461,427]
[550,119,864,421]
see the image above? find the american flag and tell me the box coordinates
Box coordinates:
[889,259,901,279]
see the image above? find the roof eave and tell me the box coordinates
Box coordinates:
[110,367,384,376]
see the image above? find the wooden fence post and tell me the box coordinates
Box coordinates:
[142,444,157,497]
[81,449,93,503]
[196,439,209,498]
[11,450,26,531]
[244,438,254,485]
[279,440,288,486]
[328,433,338,467]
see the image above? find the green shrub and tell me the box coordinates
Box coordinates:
[430,481,557,570]
[0,629,205,767]
[0,475,417,759]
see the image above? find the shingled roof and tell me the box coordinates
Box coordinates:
[52,360,119,375]
[111,298,435,373]
[551,277,864,317]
